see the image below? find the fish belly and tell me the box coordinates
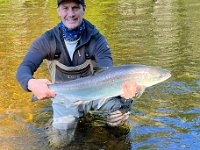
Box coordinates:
[53,81,123,101]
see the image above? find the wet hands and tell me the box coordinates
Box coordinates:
[121,81,143,99]
[28,79,56,100]
[107,81,142,127]
[106,81,144,127]
[107,110,130,127]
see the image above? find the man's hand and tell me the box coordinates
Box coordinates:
[107,81,143,127]
[107,110,130,127]
[28,79,56,100]
[121,81,143,99]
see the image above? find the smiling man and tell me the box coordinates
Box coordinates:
[16,0,140,148]
[57,0,85,30]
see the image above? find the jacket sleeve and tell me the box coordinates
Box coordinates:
[92,33,113,67]
[16,34,51,91]
[16,51,43,91]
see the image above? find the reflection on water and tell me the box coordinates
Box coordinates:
[0,0,200,149]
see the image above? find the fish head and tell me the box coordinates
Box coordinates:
[131,65,171,87]
[143,66,171,87]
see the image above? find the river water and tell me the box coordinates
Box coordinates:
[0,0,200,149]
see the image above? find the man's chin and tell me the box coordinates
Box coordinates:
[65,24,79,30]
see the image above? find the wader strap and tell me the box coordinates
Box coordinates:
[46,60,56,83]
[55,59,92,71]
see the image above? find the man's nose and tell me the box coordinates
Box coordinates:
[68,9,75,17]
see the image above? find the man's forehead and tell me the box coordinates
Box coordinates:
[57,0,84,6]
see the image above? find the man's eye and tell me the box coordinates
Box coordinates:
[73,7,80,11]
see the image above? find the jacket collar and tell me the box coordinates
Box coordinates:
[55,19,99,48]
[78,19,99,48]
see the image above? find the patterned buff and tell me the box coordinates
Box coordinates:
[59,21,85,42]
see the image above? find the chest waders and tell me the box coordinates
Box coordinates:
[47,48,132,133]
[47,59,94,84]
[46,52,100,147]
[46,47,95,128]
[46,46,133,149]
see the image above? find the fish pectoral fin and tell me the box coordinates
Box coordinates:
[135,87,145,98]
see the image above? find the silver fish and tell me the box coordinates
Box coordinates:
[32,64,171,102]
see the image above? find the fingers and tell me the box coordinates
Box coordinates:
[107,110,130,127]
[41,79,52,85]
[28,79,55,100]
[107,110,123,122]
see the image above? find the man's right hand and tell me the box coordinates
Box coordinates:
[28,79,56,100]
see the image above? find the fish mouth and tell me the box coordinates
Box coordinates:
[167,72,171,79]
[164,70,171,79]
[159,71,171,84]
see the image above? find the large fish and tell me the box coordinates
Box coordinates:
[32,64,171,102]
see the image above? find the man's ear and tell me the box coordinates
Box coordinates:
[83,5,86,12]
[57,7,61,17]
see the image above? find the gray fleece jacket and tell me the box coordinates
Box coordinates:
[16,19,113,91]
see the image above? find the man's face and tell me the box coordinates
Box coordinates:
[57,1,85,30]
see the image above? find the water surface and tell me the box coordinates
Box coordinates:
[0,0,199,149]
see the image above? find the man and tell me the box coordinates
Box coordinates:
[16,0,140,147]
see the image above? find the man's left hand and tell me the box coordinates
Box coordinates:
[107,110,130,127]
